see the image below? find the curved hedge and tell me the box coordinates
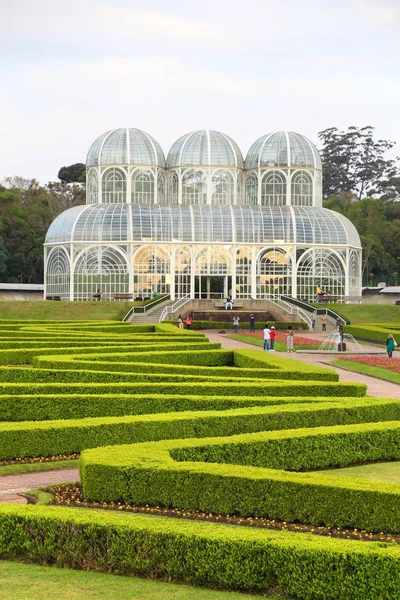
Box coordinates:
[81,421,400,533]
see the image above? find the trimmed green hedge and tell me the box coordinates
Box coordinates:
[0,394,365,422]
[0,398,390,460]
[346,323,400,344]
[1,505,400,599]
[81,421,400,534]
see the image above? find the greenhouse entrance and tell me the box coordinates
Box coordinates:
[195,276,230,299]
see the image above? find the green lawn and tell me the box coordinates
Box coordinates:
[312,303,400,325]
[0,459,79,477]
[318,461,400,483]
[332,359,400,385]
[0,561,288,600]
[0,301,132,321]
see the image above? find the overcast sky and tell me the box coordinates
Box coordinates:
[1,0,399,183]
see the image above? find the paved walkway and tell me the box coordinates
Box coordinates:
[0,468,79,504]
[205,330,400,399]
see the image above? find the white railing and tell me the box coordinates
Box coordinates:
[159,294,191,323]
[268,295,312,328]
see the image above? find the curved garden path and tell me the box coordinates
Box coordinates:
[0,468,79,504]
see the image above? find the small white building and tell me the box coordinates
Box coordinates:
[44,128,362,302]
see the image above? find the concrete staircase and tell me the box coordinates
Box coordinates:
[127,300,173,324]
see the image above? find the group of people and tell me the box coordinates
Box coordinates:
[311,310,327,331]
[177,314,192,329]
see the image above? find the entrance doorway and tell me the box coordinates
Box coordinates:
[195,276,231,299]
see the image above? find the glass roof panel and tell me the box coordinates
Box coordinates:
[45,205,360,247]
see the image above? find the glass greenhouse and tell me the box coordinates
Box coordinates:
[44,128,362,301]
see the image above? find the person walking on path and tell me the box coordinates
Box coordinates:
[249,314,256,333]
[386,334,396,358]
[263,324,271,352]
[177,314,184,329]
[185,315,192,329]
[321,313,327,332]
[233,315,240,333]
[286,326,294,352]
[270,326,276,351]
[311,310,317,330]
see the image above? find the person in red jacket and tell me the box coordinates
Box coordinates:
[185,315,192,329]
[270,326,276,351]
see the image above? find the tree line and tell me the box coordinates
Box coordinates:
[0,125,399,285]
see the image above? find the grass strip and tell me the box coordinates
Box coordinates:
[332,359,400,385]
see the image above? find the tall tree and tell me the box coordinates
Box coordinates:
[318,126,398,199]
[57,163,86,184]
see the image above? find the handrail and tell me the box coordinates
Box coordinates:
[281,295,346,325]
[268,295,312,328]
[122,295,170,322]
[159,294,191,323]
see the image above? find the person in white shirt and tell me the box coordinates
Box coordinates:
[263,325,271,351]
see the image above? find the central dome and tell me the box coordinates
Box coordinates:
[86,128,165,167]
[167,130,244,168]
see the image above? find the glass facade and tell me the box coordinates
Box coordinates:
[44,128,362,301]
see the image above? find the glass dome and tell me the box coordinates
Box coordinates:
[167,130,244,168]
[86,128,165,167]
[245,131,322,170]
[46,204,360,247]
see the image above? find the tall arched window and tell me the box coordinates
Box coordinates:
[174,246,191,297]
[157,171,165,204]
[257,248,291,298]
[211,171,234,205]
[291,171,313,206]
[349,250,361,296]
[87,169,98,205]
[296,248,345,300]
[168,170,179,204]
[102,168,126,204]
[131,169,155,204]
[133,246,170,296]
[261,171,287,206]
[246,171,258,205]
[46,247,70,299]
[236,247,252,297]
[182,170,207,205]
[74,246,129,300]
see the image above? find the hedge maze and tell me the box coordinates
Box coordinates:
[1,320,400,599]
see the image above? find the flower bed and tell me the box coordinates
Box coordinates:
[345,356,400,374]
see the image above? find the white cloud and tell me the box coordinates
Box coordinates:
[352,0,400,23]
[2,0,237,46]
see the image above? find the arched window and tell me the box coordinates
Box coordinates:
[257,248,291,298]
[168,170,179,204]
[157,171,165,204]
[133,246,170,297]
[195,247,231,275]
[246,171,258,205]
[261,171,287,206]
[182,170,207,205]
[349,250,361,296]
[74,246,129,300]
[131,169,155,204]
[296,248,345,301]
[102,168,126,204]
[211,171,234,205]
[291,171,313,206]
[87,169,98,205]
[46,247,70,299]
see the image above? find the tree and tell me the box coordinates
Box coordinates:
[318,126,398,199]
[57,163,86,184]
